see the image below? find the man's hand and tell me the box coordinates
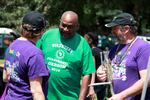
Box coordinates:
[108,93,125,100]
[86,87,96,100]
[79,74,91,100]
[96,65,107,82]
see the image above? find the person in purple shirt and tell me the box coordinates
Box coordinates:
[97,13,150,100]
[1,11,49,100]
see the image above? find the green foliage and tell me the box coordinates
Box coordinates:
[0,0,150,34]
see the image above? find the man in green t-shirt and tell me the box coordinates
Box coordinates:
[37,11,96,100]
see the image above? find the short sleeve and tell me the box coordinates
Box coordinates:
[82,40,96,75]
[28,54,49,80]
[137,44,150,71]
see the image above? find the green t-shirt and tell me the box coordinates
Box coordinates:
[36,28,95,100]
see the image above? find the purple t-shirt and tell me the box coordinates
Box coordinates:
[4,39,49,100]
[109,38,150,100]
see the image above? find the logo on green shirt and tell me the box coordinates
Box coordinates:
[56,50,65,59]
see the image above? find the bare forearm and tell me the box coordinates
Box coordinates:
[91,57,96,84]
[32,92,45,100]
[79,74,91,100]
[109,78,145,100]
[3,69,8,82]
[120,70,147,98]
[30,77,45,100]
[109,70,147,100]
[89,73,95,90]
[89,57,96,89]
[90,73,95,84]
[119,78,144,98]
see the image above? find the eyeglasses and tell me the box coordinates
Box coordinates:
[60,20,77,30]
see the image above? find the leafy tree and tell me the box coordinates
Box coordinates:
[0,0,150,34]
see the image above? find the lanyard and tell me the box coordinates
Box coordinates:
[114,37,137,66]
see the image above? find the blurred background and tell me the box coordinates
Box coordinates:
[0,0,150,98]
[0,0,150,53]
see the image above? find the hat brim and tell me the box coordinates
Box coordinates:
[105,22,119,27]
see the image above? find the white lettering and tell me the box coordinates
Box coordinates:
[52,43,73,53]
[48,62,67,69]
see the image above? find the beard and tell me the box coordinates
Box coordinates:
[116,33,126,44]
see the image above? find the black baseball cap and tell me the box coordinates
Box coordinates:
[22,11,46,32]
[105,13,137,27]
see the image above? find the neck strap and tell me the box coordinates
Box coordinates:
[115,37,137,65]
